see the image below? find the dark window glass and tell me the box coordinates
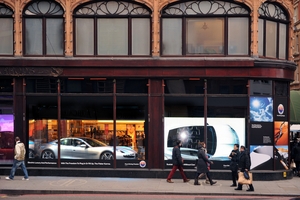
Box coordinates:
[275,81,288,96]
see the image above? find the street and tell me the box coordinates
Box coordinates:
[0,194,298,200]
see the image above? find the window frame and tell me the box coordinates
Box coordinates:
[0,3,14,56]
[160,0,251,57]
[258,2,289,60]
[22,0,65,57]
[73,0,152,57]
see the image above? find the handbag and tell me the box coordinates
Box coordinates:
[290,161,296,169]
[243,171,250,179]
[238,171,253,185]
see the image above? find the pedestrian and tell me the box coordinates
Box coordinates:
[194,142,217,186]
[166,140,190,183]
[292,138,300,177]
[235,145,254,191]
[228,144,240,187]
[6,137,29,181]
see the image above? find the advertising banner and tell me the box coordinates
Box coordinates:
[164,117,245,169]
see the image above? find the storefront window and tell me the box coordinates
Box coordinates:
[164,79,247,170]
[27,79,147,168]
[0,79,14,164]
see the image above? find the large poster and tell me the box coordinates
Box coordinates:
[164,117,245,168]
[0,115,14,164]
[250,96,273,122]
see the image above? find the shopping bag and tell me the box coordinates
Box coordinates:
[238,171,253,185]
[290,161,296,169]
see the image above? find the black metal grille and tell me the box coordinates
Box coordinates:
[162,0,249,16]
[258,2,287,20]
[75,1,150,16]
[0,3,13,15]
[24,0,64,16]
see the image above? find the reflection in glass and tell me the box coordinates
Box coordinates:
[162,18,182,55]
[25,19,43,55]
[258,19,264,56]
[98,18,128,55]
[279,23,287,59]
[266,21,277,58]
[28,119,145,160]
[132,18,150,55]
[0,18,13,55]
[186,18,224,54]
[76,18,94,55]
[228,18,248,55]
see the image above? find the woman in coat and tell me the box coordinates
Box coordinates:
[292,139,300,177]
[235,145,254,191]
[194,142,217,185]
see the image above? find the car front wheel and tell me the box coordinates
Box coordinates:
[100,151,113,160]
[41,150,55,159]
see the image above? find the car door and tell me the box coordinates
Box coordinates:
[71,138,90,159]
[60,138,73,159]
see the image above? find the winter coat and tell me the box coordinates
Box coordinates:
[196,146,212,173]
[172,145,183,166]
[229,149,239,171]
[14,141,26,161]
[292,143,300,162]
[237,150,251,172]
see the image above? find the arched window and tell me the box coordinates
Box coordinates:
[258,2,289,59]
[0,4,13,55]
[74,1,151,56]
[161,0,250,56]
[23,0,64,56]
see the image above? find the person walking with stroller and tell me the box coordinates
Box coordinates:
[166,140,190,183]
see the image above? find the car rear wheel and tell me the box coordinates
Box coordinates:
[41,150,55,159]
[29,149,35,159]
[100,151,113,160]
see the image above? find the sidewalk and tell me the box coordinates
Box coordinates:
[0,176,300,197]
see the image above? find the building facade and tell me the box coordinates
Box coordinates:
[0,0,296,172]
[293,0,300,91]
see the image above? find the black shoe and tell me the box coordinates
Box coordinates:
[230,184,237,187]
[246,188,254,192]
[235,188,242,190]
[210,181,217,185]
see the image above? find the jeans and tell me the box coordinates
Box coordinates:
[9,159,29,179]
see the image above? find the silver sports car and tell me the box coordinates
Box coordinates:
[39,137,137,160]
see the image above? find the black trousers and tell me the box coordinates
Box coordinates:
[231,170,238,185]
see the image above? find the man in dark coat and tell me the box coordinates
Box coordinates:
[292,139,300,177]
[166,140,190,183]
[228,144,240,187]
[235,145,254,191]
[194,142,217,185]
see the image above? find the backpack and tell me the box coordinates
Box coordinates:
[15,142,26,161]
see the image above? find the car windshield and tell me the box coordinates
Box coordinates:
[80,138,107,147]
